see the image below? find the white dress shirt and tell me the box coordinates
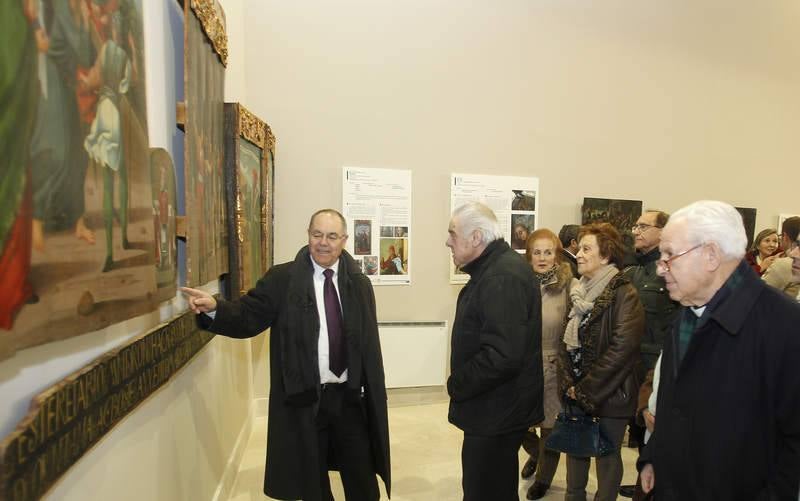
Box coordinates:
[311,258,348,384]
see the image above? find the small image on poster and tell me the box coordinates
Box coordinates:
[511,214,536,250]
[363,256,379,276]
[354,220,372,255]
[379,238,408,276]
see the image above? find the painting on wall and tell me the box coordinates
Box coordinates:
[0,0,166,359]
[149,148,178,296]
[183,0,228,286]
[735,207,757,249]
[582,197,643,238]
[223,103,275,297]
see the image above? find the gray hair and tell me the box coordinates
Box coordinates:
[452,202,503,245]
[668,200,747,260]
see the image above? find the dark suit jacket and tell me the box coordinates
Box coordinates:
[202,247,391,501]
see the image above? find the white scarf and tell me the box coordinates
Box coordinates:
[563,264,619,350]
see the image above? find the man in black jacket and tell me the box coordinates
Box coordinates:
[558,224,580,278]
[182,209,390,501]
[637,200,800,500]
[446,202,544,501]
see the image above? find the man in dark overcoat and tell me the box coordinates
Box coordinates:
[445,202,544,501]
[183,209,390,501]
[637,200,800,500]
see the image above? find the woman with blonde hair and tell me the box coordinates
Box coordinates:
[520,228,578,499]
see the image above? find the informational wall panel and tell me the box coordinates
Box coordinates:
[449,173,539,284]
[343,167,412,286]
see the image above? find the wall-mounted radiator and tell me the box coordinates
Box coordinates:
[377,321,448,388]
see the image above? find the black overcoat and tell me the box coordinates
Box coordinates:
[204,247,391,501]
[638,262,800,500]
[447,239,544,435]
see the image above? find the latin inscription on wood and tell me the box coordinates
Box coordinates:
[0,313,213,501]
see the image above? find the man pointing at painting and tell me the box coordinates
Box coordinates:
[181,209,390,501]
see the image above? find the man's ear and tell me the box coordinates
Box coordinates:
[471,230,483,247]
[703,242,723,271]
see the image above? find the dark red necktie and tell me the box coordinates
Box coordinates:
[323,269,346,376]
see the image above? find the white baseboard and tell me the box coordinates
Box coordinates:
[212,401,255,501]
[254,397,268,418]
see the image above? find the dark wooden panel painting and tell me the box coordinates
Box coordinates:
[223,103,275,297]
[183,0,228,286]
[582,197,643,238]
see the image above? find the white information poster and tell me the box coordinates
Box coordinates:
[449,173,540,284]
[342,166,412,286]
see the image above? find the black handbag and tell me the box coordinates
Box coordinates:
[544,400,614,457]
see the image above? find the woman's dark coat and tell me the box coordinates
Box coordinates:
[558,272,645,418]
[637,263,800,500]
[204,247,390,501]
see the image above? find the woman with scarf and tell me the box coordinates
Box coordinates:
[520,229,579,499]
[558,223,644,501]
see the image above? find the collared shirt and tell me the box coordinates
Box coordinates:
[311,258,348,384]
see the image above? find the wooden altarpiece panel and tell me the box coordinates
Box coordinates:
[223,104,276,298]
[182,0,229,287]
[0,0,170,359]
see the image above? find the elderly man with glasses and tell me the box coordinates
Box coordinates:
[618,211,679,498]
[182,209,391,501]
[636,200,800,500]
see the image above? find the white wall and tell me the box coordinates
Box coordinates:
[0,2,255,500]
[241,0,800,329]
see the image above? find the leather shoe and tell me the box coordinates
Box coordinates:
[526,481,550,500]
[619,484,636,498]
[520,457,537,479]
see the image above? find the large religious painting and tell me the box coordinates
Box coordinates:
[0,0,163,359]
[223,103,275,297]
[183,0,228,286]
[582,197,643,241]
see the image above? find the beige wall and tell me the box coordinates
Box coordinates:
[241,0,799,329]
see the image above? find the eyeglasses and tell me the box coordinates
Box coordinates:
[631,223,661,233]
[309,231,346,242]
[656,244,703,272]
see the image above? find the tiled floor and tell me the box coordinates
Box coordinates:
[229,390,639,500]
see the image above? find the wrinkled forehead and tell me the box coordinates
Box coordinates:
[637,211,659,225]
[660,220,691,251]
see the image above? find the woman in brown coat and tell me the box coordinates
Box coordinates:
[558,223,644,501]
[520,229,578,499]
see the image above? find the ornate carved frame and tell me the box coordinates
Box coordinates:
[223,103,275,298]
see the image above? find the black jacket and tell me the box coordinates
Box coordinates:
[638,262,800,500]
[447,239,544,435]
[203,247,390,501]
[624,248,679,370]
